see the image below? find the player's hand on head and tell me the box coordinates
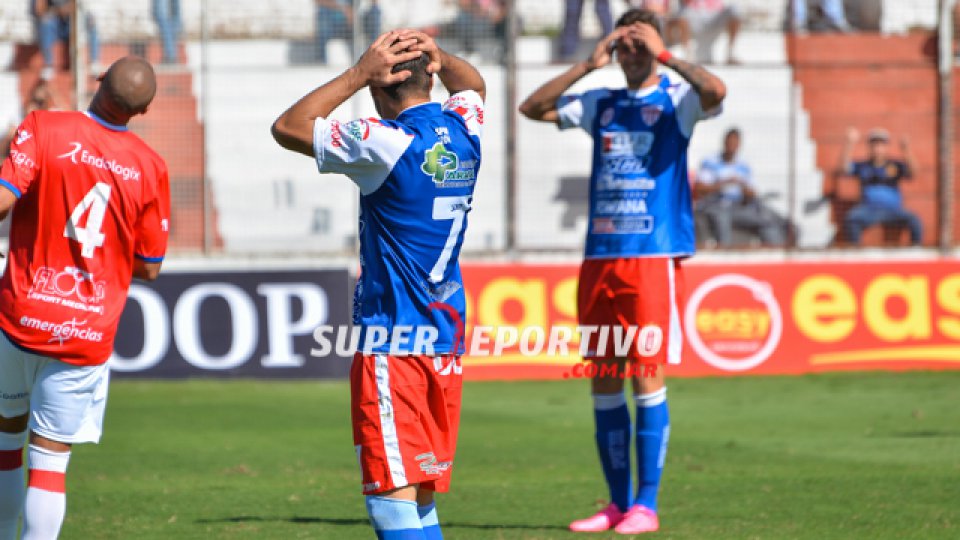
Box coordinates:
[629,22,666,57]
[357,30,423,87]
[589,27,627,70]
[398,29,441,74]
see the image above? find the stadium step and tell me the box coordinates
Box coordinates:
[789,33,944,247]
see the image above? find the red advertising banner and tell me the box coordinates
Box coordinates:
[459,260,960,380]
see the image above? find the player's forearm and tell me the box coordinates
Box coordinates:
[132,259,162,282]
[661,57,726,111]
[271,68,367,157]
[518,61,592,122]
[437,49,486,101]
[837,143,854,174]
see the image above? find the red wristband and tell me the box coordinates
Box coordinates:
[656,50,673,64]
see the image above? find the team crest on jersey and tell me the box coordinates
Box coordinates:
[641,105,663,127]
[15,129,31,145]
[343,119,374,142]
[421,142,475,187]
[599,107,615,127]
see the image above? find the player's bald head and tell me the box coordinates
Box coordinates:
[97,57,157,116]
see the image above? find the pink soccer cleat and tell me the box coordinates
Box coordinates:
[614,505,660,534]
[569,503,625,532]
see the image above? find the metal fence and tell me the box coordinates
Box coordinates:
[0,0,954,254]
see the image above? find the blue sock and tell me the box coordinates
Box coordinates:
[634,388,670,512]
[593,392,632,512]
[365,496,426,540]
[417,502,443,540]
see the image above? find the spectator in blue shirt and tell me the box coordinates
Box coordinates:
[695,128,787,247]
[837,127,922,246]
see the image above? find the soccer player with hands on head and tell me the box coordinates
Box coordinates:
[520,8,725,535]
[0,57,169,540]
[273,29,485,540]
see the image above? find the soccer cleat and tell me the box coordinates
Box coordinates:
[614,505,659,535]
[569,503,624,532]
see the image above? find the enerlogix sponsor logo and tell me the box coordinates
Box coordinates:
[19,316,104,345]
[58,142,141,181]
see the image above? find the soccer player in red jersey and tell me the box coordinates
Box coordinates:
[0,57,169,540]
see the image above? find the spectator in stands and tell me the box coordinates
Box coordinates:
[314,0,382,64]
[442,0,506,60]
[695,128,788,247]
[31,0,100,80]
[1,80,60,164]
[837,127,922,246]
[790,0,851,32]
[558,0,613,62]
[674,0,740,64]
[152,0,181,64]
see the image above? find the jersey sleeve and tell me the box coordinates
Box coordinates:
[134,163,171,263]
[313,116,414,195]
[670,81,721,139]
[443,90,485,138]
[556,89,607,132]
[0,112,41,199]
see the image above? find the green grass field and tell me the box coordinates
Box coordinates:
[59,372,959,539]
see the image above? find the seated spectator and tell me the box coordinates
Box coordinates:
[675,0,740,64]
[790,0,851,32]
[314,0,381,65]
[558,0,612,62]
[442,0,506,61]
[836,127,922,246]
[31,0,100,80]
[152,0,181,64]
[695,128,788,247]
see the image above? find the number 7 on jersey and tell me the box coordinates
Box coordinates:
[429,195,471,283]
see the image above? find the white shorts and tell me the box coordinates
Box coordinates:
[0,333,110,444]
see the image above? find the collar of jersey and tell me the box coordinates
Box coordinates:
[396,101,440,122]
[625,84,660,99]
[85,111,128,132]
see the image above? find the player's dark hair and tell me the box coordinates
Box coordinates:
[725,127,741,138]
[615,8,662,36]
[382,52,432,102]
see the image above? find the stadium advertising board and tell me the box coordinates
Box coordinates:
[110,270,351,378]
[460,261,960,379]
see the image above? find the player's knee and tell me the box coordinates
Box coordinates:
[0,414,29,434]
[29,432,72,453]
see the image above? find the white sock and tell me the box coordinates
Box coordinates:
[21,445,70,540]
[0,431,27,540]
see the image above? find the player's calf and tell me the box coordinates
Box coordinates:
[20,435,71,540]
[0,417,28,540]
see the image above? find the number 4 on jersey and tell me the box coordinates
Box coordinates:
[64,182,112,258]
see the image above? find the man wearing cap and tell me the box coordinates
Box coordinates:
[836,126,922,246]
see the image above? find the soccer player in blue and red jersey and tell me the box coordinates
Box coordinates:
[272,30,484,540]
[0,57,169,539]
[520,9,725,534]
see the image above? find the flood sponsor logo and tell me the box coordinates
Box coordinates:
[29,266,106,314]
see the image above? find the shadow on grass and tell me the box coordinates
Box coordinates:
[196,515,568,532]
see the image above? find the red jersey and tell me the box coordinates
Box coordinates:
[0,110,170,366]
